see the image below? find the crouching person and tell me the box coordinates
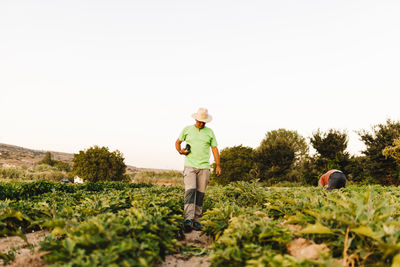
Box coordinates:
[319,169,347,190]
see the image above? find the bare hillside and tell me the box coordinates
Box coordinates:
[0,143,73,167]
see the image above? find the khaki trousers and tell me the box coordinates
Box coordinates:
[183,166,210,222]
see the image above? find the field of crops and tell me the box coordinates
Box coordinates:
[1,181,400,266]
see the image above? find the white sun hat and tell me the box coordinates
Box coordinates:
[192,107,213,123]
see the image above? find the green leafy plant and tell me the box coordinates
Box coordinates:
[72,146,128,182]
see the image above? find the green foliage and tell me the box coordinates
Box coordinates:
[39,152,54,166]
[383,139,400,166]
[41,207,182,266]
[203,183,400,266]
[254,129,308,182]
[344,155,371,183]
[34,164,58,172]
[0,165,70,181]
[0,182,181,266]
[136,170,182,178]
[300,129,351,186]
[0,207,30,240]
[0,180,152,200]
[52,161,71,172]
[359,119,400,185]
[210,213,293,266]
[0,166,26,179]
[299,156,321,186]
[309,129,350,177]
[72,146,128,182]
[211,145,255,185]
[133,170,183,184]
[0,249,17,265]
[310,129,349,161]
[2,181,400,266]
[38,152,71,172]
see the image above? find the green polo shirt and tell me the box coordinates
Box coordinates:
[179,125,218,169]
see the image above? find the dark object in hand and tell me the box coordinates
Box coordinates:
[185,144,191,154]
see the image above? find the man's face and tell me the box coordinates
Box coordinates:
[195,120,206,129]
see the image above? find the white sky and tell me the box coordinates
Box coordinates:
[1,0,399,170]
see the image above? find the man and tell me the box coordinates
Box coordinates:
[175,107,221,232]
[319,169,347,190]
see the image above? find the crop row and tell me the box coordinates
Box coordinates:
[202,182,400,266]
[1,182,183,266]
[0,180,152,200]
[2,181,400,266]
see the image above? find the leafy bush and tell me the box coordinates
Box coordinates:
[72,146,128,182]
[0,165,71,182]
[52,161,71,172]
[309,129,351,174]
[359,119,400,185]
[38,152,71,172]
[254,129,308,183]
[211,145,255,185]
[0,167,27,179]
[34,164,59,172]
[383,139,400,166]
[344,155,371,183]
[310,129,349,161]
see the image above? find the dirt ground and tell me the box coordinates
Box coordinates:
[0,231,48,267]
[158,231,211,267]
[287,238,330,260]
[1,229,345,266]
[1,230,210,267]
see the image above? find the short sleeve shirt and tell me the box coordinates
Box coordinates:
[178,125,218,169]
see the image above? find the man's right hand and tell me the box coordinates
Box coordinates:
[180,149,190,155]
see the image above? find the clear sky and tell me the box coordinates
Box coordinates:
[1,0,399,170]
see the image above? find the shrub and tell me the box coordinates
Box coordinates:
[39,152,54,165]
[253,129,308,183]
[211,145,255,185]
[344,155,370,183]
[0,167,27,179]
[38,152,71,172]
[383,139,400,166]
[359,119,400,185]
[72,146,128,182]
[310,129,350,172]
[310,129,349,160]
[34,164,59,172]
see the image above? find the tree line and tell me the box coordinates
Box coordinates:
[37,119,400,185]
[211,119,400,186]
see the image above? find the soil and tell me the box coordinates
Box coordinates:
[280,220,303,233]
[0,230,49,267]
[158,231,211,267]
[1,230,210,267]
[287,238,330,260]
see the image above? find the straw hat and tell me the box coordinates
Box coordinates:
[192,107,213,123]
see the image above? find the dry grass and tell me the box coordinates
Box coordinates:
[0,165,70,182]
[133,170,183,185]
